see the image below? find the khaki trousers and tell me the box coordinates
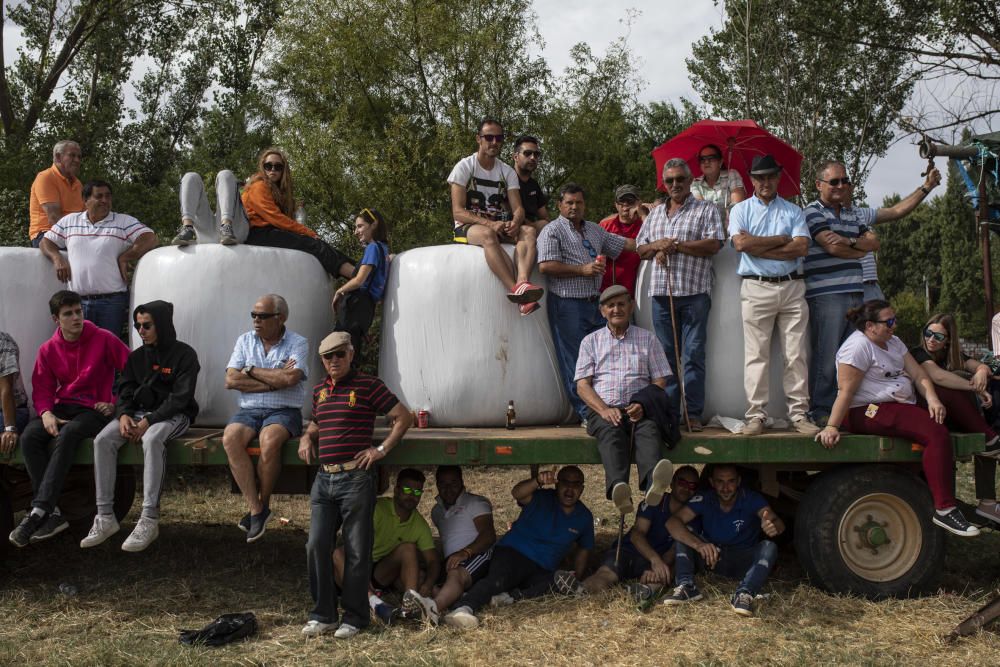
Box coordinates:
[740,278,810,421]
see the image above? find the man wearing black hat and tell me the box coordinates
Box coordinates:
[574,284,674,515]
[728,155,816,437]
[299,331,413,639]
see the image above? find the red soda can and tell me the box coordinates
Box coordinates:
[596,254,606,264]
[417,410,429,428]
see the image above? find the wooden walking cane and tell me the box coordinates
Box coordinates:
[665,255,693,433]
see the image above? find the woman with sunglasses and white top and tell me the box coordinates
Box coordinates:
[332,208,390,363]
[174,147,355,288]
[816,300,980,536]
[911,313,1000,524]
[689,143,747,232]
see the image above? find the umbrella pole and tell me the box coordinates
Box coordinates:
[666,255,693,433]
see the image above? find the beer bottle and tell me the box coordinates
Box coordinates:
[506,400,516,430]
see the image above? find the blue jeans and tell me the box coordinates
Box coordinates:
[651,293,711,421]
[863,282,885,301]
[807,292,862,418]
[81,291,130,340]
[546,293,605,421]
[306,468,376,628]
[675,540,778,596]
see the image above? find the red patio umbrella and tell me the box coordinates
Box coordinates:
[651,119,803,198]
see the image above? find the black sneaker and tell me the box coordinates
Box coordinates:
[237,513,251,533]
[171,225,197,246]
[933,508,980,537]
[663,583,703,605]
[553,569,586,596]
[246,507,271,543]
[731,591,754,617]
[30,512,68,543]
[9,513,46,547]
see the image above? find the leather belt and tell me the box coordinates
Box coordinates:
[321,460,362,473]
[740,274,802,283]
[80,291,129,299]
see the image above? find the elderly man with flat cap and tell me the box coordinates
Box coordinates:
[574,284,675,515]
[299,331,413,640]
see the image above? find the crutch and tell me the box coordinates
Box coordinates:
[665,255,693,433]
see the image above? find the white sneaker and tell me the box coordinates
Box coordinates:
[644,459,674,507]
[334,623,360,639]
[444,606,479,629]
[80,514,120,548]
[611,482,634,515]
[742,417,765,436]
[301,620,333,636]
[490,592,515,607]
[402,589,440,624]
[121,517,159,552]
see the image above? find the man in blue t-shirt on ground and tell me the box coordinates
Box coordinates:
[664,464,783,617]
[443,465,594,629]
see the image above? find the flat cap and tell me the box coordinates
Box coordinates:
[318,331,352,355]
[599,284,630,304]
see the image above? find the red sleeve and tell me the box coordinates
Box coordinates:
[31,344,57,415]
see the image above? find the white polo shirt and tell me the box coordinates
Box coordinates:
[44,211,153,295]
[431,490,493,558]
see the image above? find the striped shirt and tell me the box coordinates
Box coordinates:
[226,329,310,410]
[44,211,153,296]
[311,371,399,464]
[803,200,875,297]
[574,324,672,408]
[537,215,627,298]
[861,251,879,282]
[636,196,724,297]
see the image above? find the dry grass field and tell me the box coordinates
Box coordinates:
[1,462,1000,666]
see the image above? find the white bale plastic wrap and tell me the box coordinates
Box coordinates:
[379,245,575,427]
[635,245,792,420]
[0,248,71,414]
[131,244,334,426]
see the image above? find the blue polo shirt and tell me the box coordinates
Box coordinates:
[498,488,595,570]
[617,498,702,556]
[803,200,875,298]
[728,194,810,277]
[358,240,390,302]
[686,487,768,549]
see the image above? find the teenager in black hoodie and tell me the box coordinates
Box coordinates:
[82,300,200,552]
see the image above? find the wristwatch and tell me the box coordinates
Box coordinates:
[3,426,15,433]
[376,444,386,454]
[242,365,254,376]
[848,237,857,248]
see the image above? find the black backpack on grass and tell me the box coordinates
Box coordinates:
[179,612,258,647]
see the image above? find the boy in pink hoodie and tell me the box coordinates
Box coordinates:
[9,290,129,547]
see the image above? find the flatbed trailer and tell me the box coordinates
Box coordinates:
[0,426,985,600]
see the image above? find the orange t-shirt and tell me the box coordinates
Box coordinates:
[29,165,84,240]
[240,179,316,238]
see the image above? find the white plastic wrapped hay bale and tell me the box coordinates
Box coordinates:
[0,247,71,413]
[379,244,574,427]
[130,244,335,426]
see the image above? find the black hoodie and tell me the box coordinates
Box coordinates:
[116,300,200,425]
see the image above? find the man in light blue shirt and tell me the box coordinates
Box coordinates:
[728,156,817,437]
[223,293,310,542]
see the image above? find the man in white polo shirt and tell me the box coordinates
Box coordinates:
[39,179,158,338]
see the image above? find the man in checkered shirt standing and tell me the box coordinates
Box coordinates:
[537,183,636,425]
[636,158,724,431]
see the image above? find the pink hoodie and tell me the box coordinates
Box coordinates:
[32,321,130,415]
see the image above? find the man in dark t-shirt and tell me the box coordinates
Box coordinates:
[298,331,413,639]
[512,134,550,229]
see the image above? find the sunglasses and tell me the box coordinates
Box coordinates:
[923,329,947,342]
[819,177,851,187]
[582,238,597,259]
[251,312,279,320]
[401,486,423,497]
[875,317,897,327]
[520,149,542,158]
[674,479,699,491]
[698,154,722,162]
[663,176,687,185]
[263,162,285,172]
[133,321,154,331]
[480,133,505,143]
[321,350,348,360]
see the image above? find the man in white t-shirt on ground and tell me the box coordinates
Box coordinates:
[448,118,544,316]
[401,465,497,624]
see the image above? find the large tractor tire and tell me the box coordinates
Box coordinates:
[794,464,945,599]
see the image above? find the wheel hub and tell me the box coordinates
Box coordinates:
[837,493,922,582]
[853,514,891,553]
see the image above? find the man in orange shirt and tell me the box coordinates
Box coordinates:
[29,141,84,246]
[598,185,646,297]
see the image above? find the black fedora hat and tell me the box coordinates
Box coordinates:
[749,154,783,175]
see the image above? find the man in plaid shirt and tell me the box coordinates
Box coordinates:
[537,183,636,424]
[636,158,724,430]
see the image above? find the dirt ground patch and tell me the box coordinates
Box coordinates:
[1,463,999,665]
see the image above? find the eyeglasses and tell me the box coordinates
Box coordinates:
[663,176,687,185]
[520,149,542,158]
[251,312,279,320]
[698,154,722,162]
[401,486,423,497]
[321,350,348,360]
[263,162,285,172]
[875,317,897,327]
[923,329,947,342]
[582,238,597,259]
[480,133,505,143]
[818,177,851,187]
[133,322,154,331]
[674,479,699,491]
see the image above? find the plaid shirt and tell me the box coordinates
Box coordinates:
[537,215,627,298]
[574,325,672,408]
[0,332,27,409]
[226,328,310,410]
[636,196,724,297]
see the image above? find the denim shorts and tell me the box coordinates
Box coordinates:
[229,406,303,437]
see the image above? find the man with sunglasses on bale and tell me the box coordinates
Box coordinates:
[298,331,412,638]
[511,135,550,228]
[804,160,942,426]
[448,118,545,316]
[222,294,309,543]
[82,300,199,552]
